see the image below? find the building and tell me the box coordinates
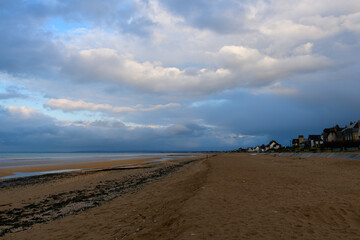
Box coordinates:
[323,125,343,142]
[292,138,299,147]
[298,135,309,148]
[268,140,281,150]
[308,135,323,148]
[342,121,360,141]
[298,135,304,144]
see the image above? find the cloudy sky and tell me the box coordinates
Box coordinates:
[1,0,360,152]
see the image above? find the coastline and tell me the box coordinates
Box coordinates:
[0,153,201,178]
[0,158,157,178]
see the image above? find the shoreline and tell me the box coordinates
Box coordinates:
[0,154,202,178]
[0,158,156,178]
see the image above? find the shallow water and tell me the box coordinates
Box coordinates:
[0,153,201,179]
[0,152,199,168]
[0,169,81,180]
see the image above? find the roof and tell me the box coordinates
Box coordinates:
[323,125,343,134]
[308,135,321,140]
[348,121,359,129]
[342,121,359,134]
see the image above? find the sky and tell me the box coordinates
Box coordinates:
[1,0,360,152]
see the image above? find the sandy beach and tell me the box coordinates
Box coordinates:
[1,153,360,239]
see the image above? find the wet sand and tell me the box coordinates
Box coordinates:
[2,153,360,239]
[0,158,162,178]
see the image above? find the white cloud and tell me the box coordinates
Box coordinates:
[7,105,38,119]
[61,45,332,95]
[294,42,314,55]
[230,134,257,139]
[33,0,356,99]
[44,98,180,113]
[63,48,231,93]
[341,12,360,33]
[217,45,332,87]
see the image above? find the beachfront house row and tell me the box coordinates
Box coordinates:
[289,120,360,150]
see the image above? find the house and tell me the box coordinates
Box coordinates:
[298,135,309,148]
[308,135,323,148]
[247,147,254,152]
[342,121,360,141]
[268,140,281,150]
[292,135,305,148]
[323,125,343,142]
[292,138,299,147]
[298,135,304,144]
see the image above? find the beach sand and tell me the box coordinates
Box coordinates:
[1,153,360,239]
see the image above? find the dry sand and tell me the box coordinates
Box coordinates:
[1,153,360,239]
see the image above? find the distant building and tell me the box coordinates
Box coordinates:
[342,121,360,141]
[247,147,254,152]
[292,138,299,147]
[298,135,304,144]
[308,135,323,148]
[323,125,343,142]
[268,140,281,150]
[288,120,360,151]
[298,135,308,148]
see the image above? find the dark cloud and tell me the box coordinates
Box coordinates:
[159,0,248,33]
[166,123,207,137]
[0,107,227,152]
[0,1,62,75]
[0,0,154,76]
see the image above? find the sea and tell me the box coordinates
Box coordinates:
[0,152,202,179]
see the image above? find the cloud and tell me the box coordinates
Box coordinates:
[0,0,357,98]
[251,82,298,96]
[158,0,247,34]
[293,42,314,55]
[61,120,126,129]
[166,123,207,137]
[341,12,360,33]
[62,48,231,94]
[60,46,332,95]
[0,106,229,152]
[7,106,39,119]
[0,90,27,100]
[219,45,332,85]
[44,98,180,113]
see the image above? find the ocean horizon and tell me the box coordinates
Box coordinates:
[0,152,202,169]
